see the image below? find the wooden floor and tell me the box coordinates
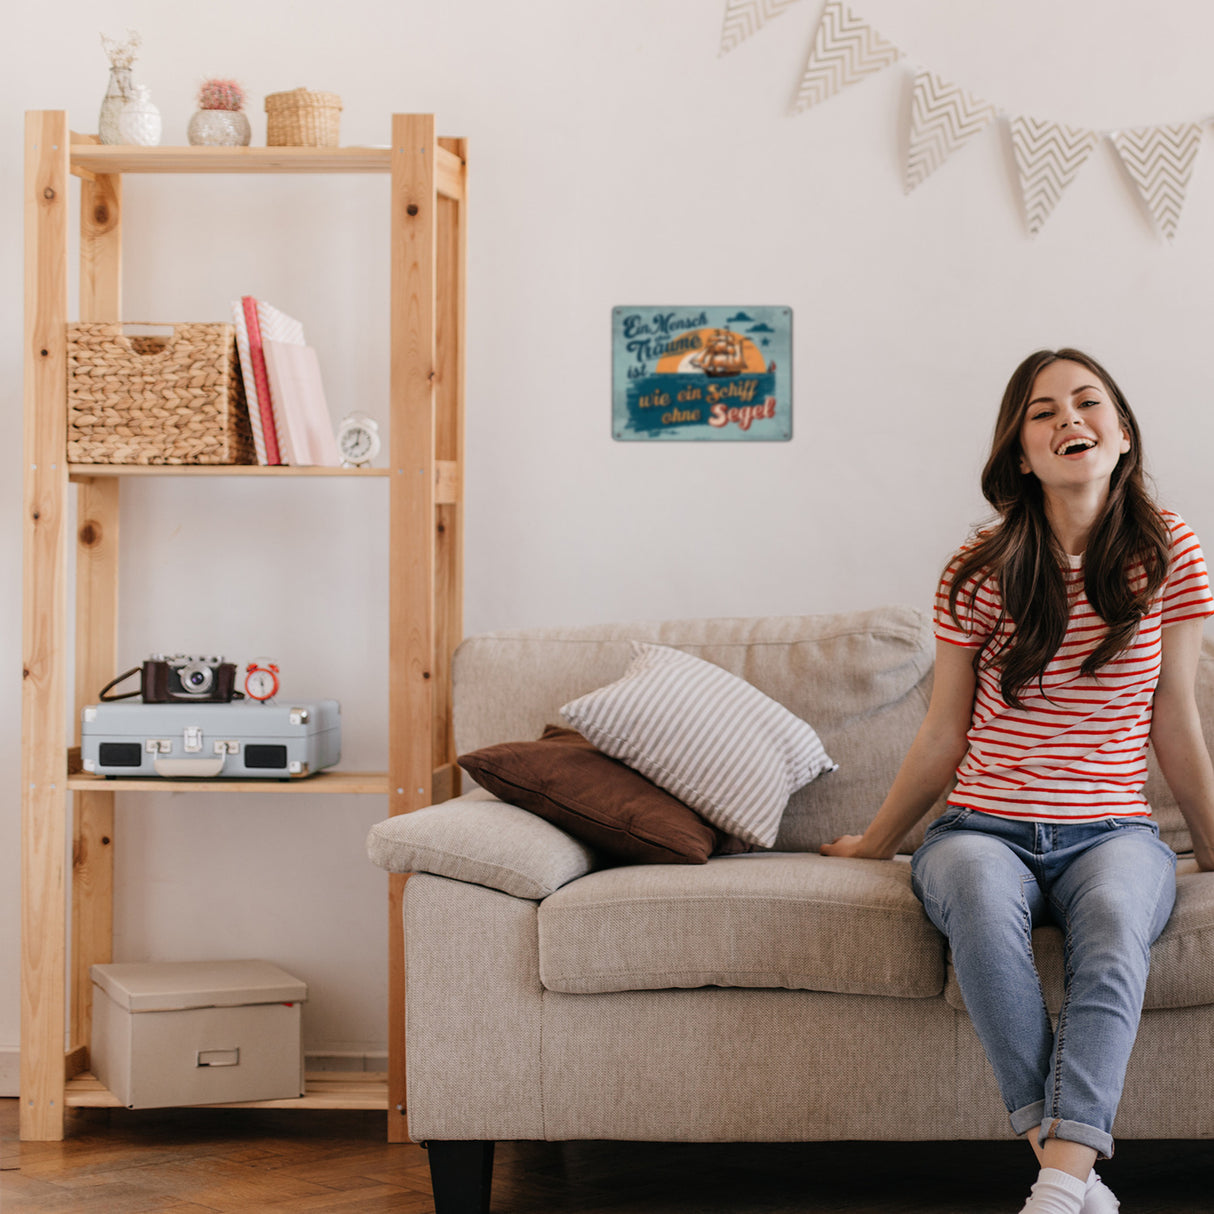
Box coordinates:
[2,1099,1212,1212]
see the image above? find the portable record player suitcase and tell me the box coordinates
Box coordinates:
[81,700,341,779]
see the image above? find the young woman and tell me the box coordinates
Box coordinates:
[822,349,1214,1214]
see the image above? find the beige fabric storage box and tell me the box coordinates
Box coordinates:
[90,959,307,1109]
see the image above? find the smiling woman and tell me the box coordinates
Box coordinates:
[821,345,1214,1214]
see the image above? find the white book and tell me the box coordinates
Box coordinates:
[262,340,341,467]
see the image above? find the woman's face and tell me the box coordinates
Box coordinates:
[1016,359,1130,496]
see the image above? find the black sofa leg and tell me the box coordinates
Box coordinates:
[426,1140,496,1214]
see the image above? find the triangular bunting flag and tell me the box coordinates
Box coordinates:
[1010,117,1098,236]
[905,70,998,193]
[1109,123,1202,241]
[793,0,902,112]
[719,0,803,56]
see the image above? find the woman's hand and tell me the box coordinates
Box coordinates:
[818,640,975,862]
[820,834,878,859]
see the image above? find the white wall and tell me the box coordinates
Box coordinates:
[4,0,1214,1080]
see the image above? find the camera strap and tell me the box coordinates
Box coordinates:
[98,666,144,701]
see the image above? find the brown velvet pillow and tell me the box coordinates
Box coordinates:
[458,726,748,864]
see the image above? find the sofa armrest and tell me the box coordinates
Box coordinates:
[366,790,598,900]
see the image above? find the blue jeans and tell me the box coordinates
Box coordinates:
[911,808,1177,1159]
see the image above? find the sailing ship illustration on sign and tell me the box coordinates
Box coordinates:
[690,329,746,377]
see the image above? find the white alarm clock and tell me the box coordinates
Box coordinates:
[337,413,381,467]
[244,660,280,702]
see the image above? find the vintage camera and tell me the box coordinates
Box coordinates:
[142,654,239,703]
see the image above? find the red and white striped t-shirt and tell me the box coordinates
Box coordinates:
[935,510,1214,822]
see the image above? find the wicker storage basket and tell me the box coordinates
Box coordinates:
[264,88,342,147]
[67,323,256,465]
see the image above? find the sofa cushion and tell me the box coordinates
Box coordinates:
[560,643,836,848]
[366,792,596,900]
[458,726,742,864]
[537,853,945,998]
[943,859,1214,1013]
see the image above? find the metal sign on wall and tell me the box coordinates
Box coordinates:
[612,306,792,441]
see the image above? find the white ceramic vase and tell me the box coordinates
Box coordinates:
[187,109,252,147]
[119,85,162,147]
[98,65,134,145]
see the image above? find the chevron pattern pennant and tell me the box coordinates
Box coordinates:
[793,0,902,112]
[1109,123,1203,241]
[905,70,999,193]
[719,0,803,56]
[1010,117,1098,236]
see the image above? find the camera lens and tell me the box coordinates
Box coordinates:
[180,662,213,694]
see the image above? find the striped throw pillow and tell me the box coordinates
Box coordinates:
[560,643,836,848]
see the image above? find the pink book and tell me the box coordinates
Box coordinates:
[263,341,341,467]
[241,296,281,465]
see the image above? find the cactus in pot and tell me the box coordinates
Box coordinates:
[188,77,251,146]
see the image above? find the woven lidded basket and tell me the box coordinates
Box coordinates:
[67,323,256,465]
[264,88,342,147]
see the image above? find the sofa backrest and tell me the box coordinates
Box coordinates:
[452,605,1209,856]
[453,606,928,852]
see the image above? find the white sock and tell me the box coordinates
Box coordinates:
[1083,1169,1120,1212]
[1018,1166,1087,1214]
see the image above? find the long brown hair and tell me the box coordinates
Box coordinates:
[948,348,1170,708]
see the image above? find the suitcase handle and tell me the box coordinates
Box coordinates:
[153,757,226,778]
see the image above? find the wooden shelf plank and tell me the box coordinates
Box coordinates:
[65,1070,389,1110]
[71,145,394,175]
[69,464,389,480]
[67,770,390,794]
[69,461,459,501]
[68,142,465,200]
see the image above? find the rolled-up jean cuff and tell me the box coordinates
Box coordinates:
[1010,1100,1046,1138]
[1036,1117,1115,1160]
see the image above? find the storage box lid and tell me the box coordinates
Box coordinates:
[90,960,307,1013]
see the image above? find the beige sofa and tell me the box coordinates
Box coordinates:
[366,606,1214,1214]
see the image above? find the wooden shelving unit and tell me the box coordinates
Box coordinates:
[21,112,466,1142]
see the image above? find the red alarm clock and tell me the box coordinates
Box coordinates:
[244,660,280,702]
